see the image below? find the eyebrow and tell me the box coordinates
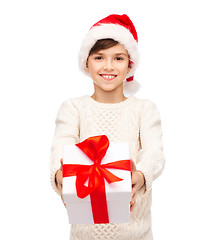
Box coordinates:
[116,53,128,56]
[93,52,128,56]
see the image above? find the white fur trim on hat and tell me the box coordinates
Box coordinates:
[78,24,139,79]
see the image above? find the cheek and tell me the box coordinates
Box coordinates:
[120,65,130,75]
[119,61,131,73]
[88,63,101,74]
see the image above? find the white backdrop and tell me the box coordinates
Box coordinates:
[1,0,217,239]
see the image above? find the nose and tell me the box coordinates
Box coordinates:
[104,59,114,71]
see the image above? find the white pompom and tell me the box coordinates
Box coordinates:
[123,79,140,96]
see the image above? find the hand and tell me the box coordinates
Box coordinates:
[55,159,64,203]
[130,159,145,211]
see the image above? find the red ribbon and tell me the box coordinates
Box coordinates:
[63,135,131,224]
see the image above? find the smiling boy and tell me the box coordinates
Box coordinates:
[50,14,165,240]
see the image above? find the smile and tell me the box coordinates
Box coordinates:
[100,74,117,80]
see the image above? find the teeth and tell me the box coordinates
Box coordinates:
[102,75,115,80]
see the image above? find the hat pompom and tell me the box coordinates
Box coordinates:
[123,78,140,96]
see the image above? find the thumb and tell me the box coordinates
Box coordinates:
[130,159,136,172]
[60,158,63,170]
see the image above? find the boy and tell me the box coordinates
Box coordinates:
[50,14,165,240]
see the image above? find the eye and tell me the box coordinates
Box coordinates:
[116,57,123,61]
[95,56,103,60]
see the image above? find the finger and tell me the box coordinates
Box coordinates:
[132,183,141,200]
[132,192,136,202]
[59,173,63,185]
[60,158,63,170]
[57,182,62,192]
[131,173,136,184]
[130,191,136,205]
[132,184,137,196]
[130,191,137,210]
[130,200,134,211]
[56,169,63,185]
[58,176,65,206]
[131,171,138,185]
[130,198,136,211]
[132,183,140,193]
[130,159,136,172]
[131,169,141,184]
[131,188,137,201]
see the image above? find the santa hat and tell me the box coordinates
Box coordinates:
[78,14,140,95]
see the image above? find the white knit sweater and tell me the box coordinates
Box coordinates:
[50,95,165,240]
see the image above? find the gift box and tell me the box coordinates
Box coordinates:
[62,135,132,224]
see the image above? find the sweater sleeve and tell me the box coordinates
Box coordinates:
[50,99,80,195]
[136,100,165,192]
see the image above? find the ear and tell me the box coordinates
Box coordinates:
[127,59,131,73]
[128,59,133,73]
[127,66,130,73]
[85,60,89,73]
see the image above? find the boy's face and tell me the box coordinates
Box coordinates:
[85,44,130,93]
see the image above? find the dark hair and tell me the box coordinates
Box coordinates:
[88,38,131,68]
[88,38,119,56]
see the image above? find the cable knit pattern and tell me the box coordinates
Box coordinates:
[50,95,165,240]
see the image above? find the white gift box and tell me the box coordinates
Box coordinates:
[62,142,132,224]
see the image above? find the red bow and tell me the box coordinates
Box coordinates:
[63,135,131,224]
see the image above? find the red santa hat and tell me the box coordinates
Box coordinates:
[78,14,140,95]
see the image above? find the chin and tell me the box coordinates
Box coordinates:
[101,88,116,92]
